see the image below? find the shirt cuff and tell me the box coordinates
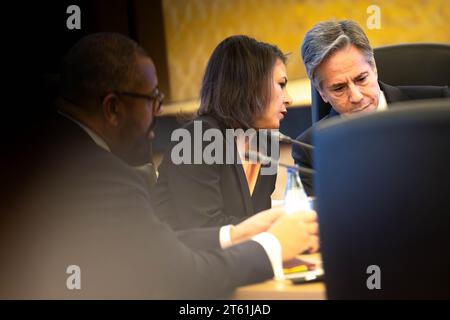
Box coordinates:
[251,232,285,281]
[219,225,233,249]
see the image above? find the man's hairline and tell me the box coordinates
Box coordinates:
[312,44,377,91]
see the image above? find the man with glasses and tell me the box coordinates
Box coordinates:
[0,33,318,299]
[58,43,164,168]
[114,89,164,187]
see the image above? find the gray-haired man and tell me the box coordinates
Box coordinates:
[293,19,449,195]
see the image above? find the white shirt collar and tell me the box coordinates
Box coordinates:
[377,90,388,112]
[58,111,156,176]
[58,111,111,152]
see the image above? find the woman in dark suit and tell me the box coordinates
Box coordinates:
[153,35,293,230]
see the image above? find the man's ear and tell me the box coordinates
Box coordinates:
[372,62,378,78]
[102,93,121,127]
[313,77,329,103]
[316,85,329,104]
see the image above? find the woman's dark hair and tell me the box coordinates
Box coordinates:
[198,35,286,129]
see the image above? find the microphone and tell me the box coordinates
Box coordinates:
[244,150,315,176]
[270,131,314,150]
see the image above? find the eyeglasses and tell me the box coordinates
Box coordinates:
[116,87,164,114]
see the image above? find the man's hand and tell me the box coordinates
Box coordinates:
[230,206,285,245]
[267,210,319,261]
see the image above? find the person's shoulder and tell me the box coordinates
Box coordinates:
[295,113,335,144]
[398,85,449,98]
[44,115,147,187]
[382,81,450,101]
[295,126,313,144]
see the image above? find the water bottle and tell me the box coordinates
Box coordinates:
[284,167,311,214]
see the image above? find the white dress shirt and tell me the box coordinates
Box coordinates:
[377,90,388,112]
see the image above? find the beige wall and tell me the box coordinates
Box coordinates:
[162,0,450,103]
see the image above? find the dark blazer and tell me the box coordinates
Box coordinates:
[292,82,450,196]
[153,115,277,230]
[0,114,273,299]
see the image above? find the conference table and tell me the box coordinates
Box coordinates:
[231,253,326,300]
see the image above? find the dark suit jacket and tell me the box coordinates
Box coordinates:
[0,114,273,299]
[153,115,277,230]
[292,82,450,196]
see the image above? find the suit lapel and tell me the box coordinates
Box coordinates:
[232,142,255,216]
[202,114,255,216]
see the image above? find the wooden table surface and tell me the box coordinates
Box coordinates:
[232,253,326,300]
